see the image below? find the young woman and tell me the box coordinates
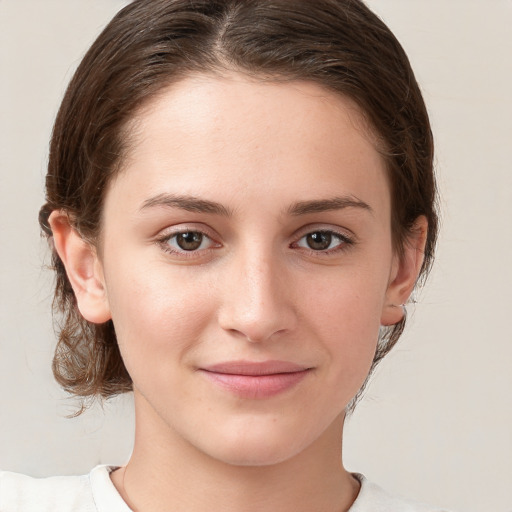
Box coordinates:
[1,0,445,510]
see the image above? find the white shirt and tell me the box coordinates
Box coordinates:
[0,465,450,511]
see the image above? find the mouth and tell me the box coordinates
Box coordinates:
[198,360,312,399]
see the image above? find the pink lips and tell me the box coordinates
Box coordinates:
[199,361,311,399]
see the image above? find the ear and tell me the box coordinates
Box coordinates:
[49,211,111,324]
[381,216,428,326]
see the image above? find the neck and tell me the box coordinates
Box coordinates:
[111,392,359,512]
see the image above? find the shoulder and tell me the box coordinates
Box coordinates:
[350,474,453,512]
[0,469,95,512]
[0,465,130,512]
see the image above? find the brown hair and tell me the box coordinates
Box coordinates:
[39,0,438,408]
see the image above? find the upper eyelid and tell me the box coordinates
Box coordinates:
[299,230,350,241]
[158,225,352,236]
[156,224,218,239]
[293,230,352,248]
[293,224,355,241]
[155,224,356,246]
[167,232,216,249]
[155,226,219,252]
[156,229,219,258]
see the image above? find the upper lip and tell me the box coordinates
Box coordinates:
[200,360,310,376]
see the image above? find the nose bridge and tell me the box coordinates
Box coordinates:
[218,240,295,342]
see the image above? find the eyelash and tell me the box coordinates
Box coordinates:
[156,228,219,259]
[156,228,354,258]
[292,230,354,255]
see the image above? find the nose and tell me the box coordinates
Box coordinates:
[217,248,297,343]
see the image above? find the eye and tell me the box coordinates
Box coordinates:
[161,230,216,253]
[295,230,350,252]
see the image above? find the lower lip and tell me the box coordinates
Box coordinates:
[199,370,310,399]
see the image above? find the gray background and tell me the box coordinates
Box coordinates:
[1,1,511,511]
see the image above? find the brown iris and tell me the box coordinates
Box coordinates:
[306,232,333,251]
[176,232,203,251]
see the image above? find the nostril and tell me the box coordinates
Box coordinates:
[221,319,292,344]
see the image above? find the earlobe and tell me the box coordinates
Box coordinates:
[381,216,428,326]
[48,211,111,324]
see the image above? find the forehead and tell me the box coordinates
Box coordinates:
[111,72,389,217]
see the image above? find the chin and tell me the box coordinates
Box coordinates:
[195,417,323,468]
[210,440,303,467]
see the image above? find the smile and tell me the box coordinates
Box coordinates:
[198,360,312,399]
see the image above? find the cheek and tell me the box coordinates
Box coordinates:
[303,265,386,334]
[104,259,215,375]
[299,267,387,376]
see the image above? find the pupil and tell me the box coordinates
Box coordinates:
[177,232,203,251]
[307,232,332,250]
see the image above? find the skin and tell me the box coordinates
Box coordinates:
[50,73,426,512]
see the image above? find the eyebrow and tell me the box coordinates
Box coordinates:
[140,194,233,216]
[140,193,373,217]
[287,196,373,216]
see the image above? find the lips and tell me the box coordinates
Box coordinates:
[198,360,311,399]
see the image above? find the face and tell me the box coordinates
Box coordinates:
[69,73,419,466]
